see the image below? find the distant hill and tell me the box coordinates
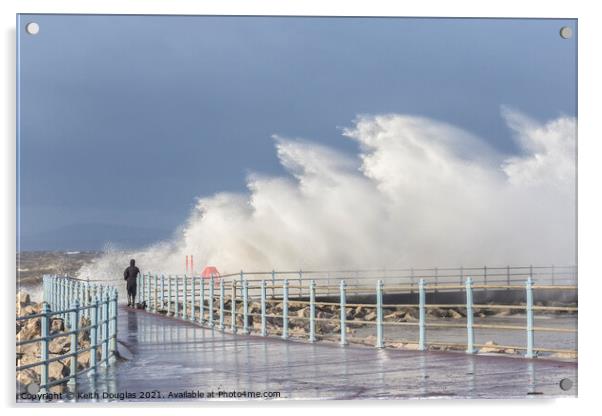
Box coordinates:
[18,222,172,251]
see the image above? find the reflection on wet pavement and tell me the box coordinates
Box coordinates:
[75,306,577,401]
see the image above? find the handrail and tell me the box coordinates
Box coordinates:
[135,272,576,360]
[16,275,119,397]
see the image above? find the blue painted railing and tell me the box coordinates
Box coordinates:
[136,271,576,359]
[16,275,118,394]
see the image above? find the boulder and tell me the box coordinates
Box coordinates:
[402,312,418,322]
[479,340,503,353]
[403,343,421,350]
[550,351,577,360]
[427,308,446,318]
[17,318,41,341]
[354,306,366,317]
[364,311,377,321]
[17,291,31,309]
[78,316,91,343]
[17,341,40,358]
[48,336,70,354]
[317,311,333,319]
[50,318,65,334]
[447,309,464,319]
[48,361,70,381]
[384,311,404,321]
[65,351,92,371]
[17,368,39,387]
[297,307,309,318]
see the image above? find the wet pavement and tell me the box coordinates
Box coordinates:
[75,306,577,401]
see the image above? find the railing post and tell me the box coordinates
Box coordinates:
[104,292,110,366]
[525,276,535,358]
[219,278,225,330]
[110,289,118,362]
[160,274,165,312]
[40,303,50,394]
[260,280,267,336]
[167,275,172,315]
[243,279,249,334]
[271,270,276,299]
[507,265,510,287]
[144,273,151,311]
[465,277,476,354]
[231,281,237,334]
[90,297,98,373]
[65,280,72,326]
[78,281,84,307]
[282,279,289,339]
[153,274,158,313]
[376,280,384,348]
[175,275,180,318]
[340,280,347,346]
[101,294,108,365]
[136,274,140,305]
[309,280,316,342]
[68,299,79,388]
[209,275,215,328]
[141,273,145,304]
[183,274,188,320]
[200,278,205,324]
[191,276,196,322]
[419,278,426,351]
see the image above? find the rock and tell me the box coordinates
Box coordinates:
[49,336,70,354]
[384,311,404,321]
[354,306,366,317]
[427,308,446,318]
[479,340,503,353]
[48,361,70,381]
[17,318,41,341]
[17,368,39,387]
[20,305,37,315]
[495,309,512,317]
[364,335,377,345]
[78,316,91,343]
[297,307,309,318]
[17,341,40,358]
[550,351,577,360]
[403,343,421,350]
[50,318,65,334]
[447,309,464,319]
[49,384,67,394]
[403,312,418,322]
[364,311,377,321]
[317,311,333,319]
[65,351,92,371]
[17,291,31,309]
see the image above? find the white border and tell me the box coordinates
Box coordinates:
[2,1,601,414]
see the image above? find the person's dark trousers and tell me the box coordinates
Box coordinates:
[127,284,137,306]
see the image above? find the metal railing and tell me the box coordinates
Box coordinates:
[16,275,118,394]
[137,269,577,359]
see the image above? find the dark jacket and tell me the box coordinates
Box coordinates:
[124,260,140,287]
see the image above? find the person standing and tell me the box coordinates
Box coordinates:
[123,259,140,307]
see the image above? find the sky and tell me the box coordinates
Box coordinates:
[17,15,577,251]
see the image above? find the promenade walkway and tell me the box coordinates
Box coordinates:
[75,305,577,400]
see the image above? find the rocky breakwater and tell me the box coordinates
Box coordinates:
[16,291,100,393]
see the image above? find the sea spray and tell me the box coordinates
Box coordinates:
[77,110,576,289]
